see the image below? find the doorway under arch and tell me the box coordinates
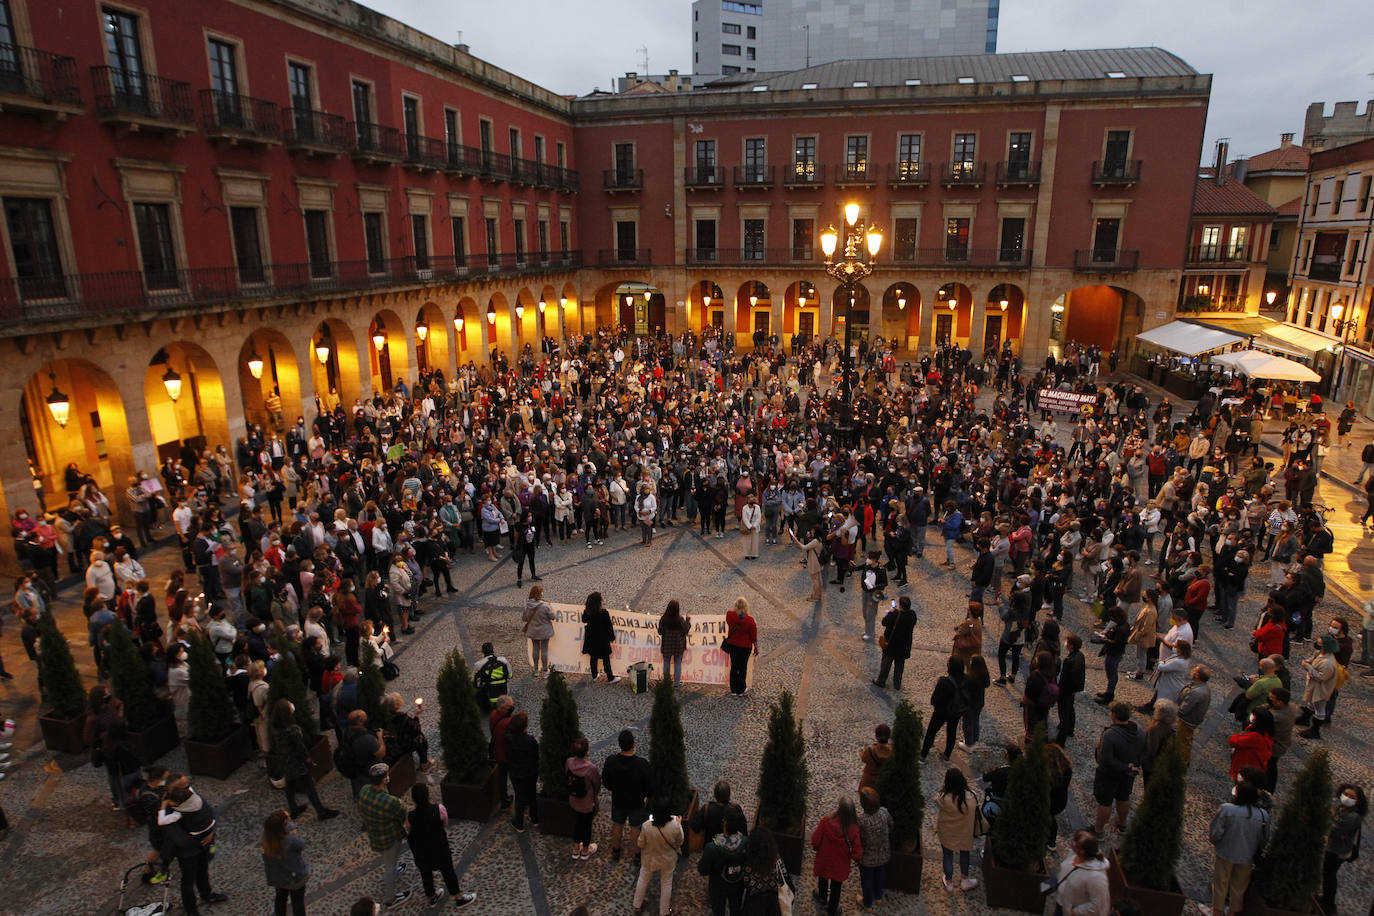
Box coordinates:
[310,319,362,412]
[881,282,921,351]
[933,282,972,349]
[144,342,228,465]
[22,359,136,508]
[238,329,301,434]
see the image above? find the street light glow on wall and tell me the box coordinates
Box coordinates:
[999,299,1009,312]
[538,299,547,314]
[415,321,428,342]
[559,296,569,308]
[45,372,70,428]
[897,291,906,310]
[315,339,330,364]
[947,298,957,310]
[372,329,386,351]
[486,306,496,324]
[1266,291,1277,306]
[453,315,464,332]
[516,303,525,319]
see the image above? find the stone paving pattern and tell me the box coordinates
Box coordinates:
[2,375,1373,916]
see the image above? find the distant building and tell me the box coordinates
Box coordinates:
[1304,100,1374,150]
[1180,141,1276,319]
[1230,133,1310,307]
[691,0,997,82]
[614,71,694,95]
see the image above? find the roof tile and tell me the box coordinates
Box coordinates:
[1192,179,1278,217]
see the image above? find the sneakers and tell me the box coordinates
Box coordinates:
[201,892,229,904]
[429,889,446,907]
[608,676,621,684]
[960,877,979,892]
[581,843,599,860]
[513,821,527,833]
[386,891,412,908]
[149,871,170,885]
[394,862,408,877]
[942,876,958,892]
[587,543,594,550]
[454,892,477,908]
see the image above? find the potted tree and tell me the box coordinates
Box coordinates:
[649,677,698,849]
[984,726,1052,913]
[1246,749,1333,916]
[182,634,254,779]
[756,690,808,875]
[358,641,413,797]
[877,699,923,894]
[35,610,88,753]
[266,645,330,780]
[537,670,582,837]
[106,621,178,763]
[1109,741,1188,916]
[436,648,500,822]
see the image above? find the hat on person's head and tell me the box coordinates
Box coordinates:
[369,763,389,778]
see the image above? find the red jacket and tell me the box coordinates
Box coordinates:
[725,613,757,650]
[1252,621,1286,658]
[489,707,513,764]
[1227,730,1273,780]
[1183,578,1210,613]
[811,815,862,881]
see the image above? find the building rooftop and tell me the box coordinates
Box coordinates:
[1275,197,1304,218]
[1192,178,1278,218]
[1241,143,1311,174]
[698,46,1197,92]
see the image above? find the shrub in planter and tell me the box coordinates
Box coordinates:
[1254,748,1333,912]
[186,634,237,743]
[878,699,923,851]
[106,620,165,732]
[357,641,391,742]
[649,677,692,815]
[757,690,808,832]
[989,725,1052,872]
[437,649,489,784]
[36,609,85,719]
[1118,741,1187,891]
[538,670,582,801]
[266,647,319,743]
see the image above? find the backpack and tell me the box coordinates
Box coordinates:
[1363,443,1374,464]
[1310,527,1334,556]
[565,765,587,799]
[333,731,361,778]
[1039,681,1061,709]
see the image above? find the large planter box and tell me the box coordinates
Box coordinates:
[440,766,500,823]
[1242,883,1321,916]
[39,711,87,755]
[885,840,924,894]
[307,734,333,782]
[538,796,576,837]
[127,716,180,765]
[387,754,416,798]
[1107,850,1186,916]
[982,848,1049,914]
[184,725,255,780]
[756,809,806,877]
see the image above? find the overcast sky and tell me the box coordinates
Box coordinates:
[373,0,1373,160]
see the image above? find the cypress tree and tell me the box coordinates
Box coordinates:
[878,699,924,850]
[538,670,581,799]
[989,725,1052,871]
[35,610,84,718]
[1256,748,1333,910]
[756,690,808,832]
[266,646,318,743]
[437,649,488,783]
[357,640,390,741]
[185,633,238,742]
[106,620,164,731]
[1118,741,1186,891]
[649,677,691,814]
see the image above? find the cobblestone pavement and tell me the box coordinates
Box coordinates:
[3,384,1373,916]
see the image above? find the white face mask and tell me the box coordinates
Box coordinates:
[1329,627,1340,636]
[1340,795,1358,808]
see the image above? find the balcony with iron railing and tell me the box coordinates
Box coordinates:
[887,161,931,187]
[91,66,194,133]
[685,247,817,266]
[941,161,987,187]
[603,168,643,192]
[281,107,349,155]
[1091,159,1142,185]
[1178,293,1246,313]
[0,43,83,117]
[401,133,447,171]
[995,160,1042,186]
[1305,259,1342,282]
[199,90,280,146]
[683,165,725,188]
[784,164,825,189]
[1185,247,1253,269]
[834,163,877,187]
[0,252,584,330]
[597,247,652,266]
[347,121,403,164]
[1073,249,1141,271]
[888,248,1034,268]
[475,149,514,181]
[733,164,775,188]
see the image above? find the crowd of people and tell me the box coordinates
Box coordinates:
[6,325,1373,915]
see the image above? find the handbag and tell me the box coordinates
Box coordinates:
[776,863,795,915]
[878,633,888,650]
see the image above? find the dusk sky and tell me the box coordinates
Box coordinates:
[369,0,1374,160]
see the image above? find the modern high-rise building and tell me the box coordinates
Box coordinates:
[692,0,999,80]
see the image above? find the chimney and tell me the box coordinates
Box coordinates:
[1214,138,1229,185]
[1232,156,1249,185]
[455,43,470,54]
[1280,132,1294,148]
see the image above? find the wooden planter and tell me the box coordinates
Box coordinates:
[440,766,500,823]
[386,754,416,798]
[183,725,255,780]
[756,809,806,877]
[1242,883,1321,916]
[38,711,87,755]
[307,734,333,782]
[982,848,1049,914]
[127,716,180,765]
[537,796,576,837]
[1107,851,1186,916]
[886,839,924,894]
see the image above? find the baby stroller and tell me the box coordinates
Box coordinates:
[106,861,174,916]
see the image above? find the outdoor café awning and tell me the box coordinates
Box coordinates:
[1135,320,1244,356]
[1257,322,1342,356]
[1210,349,1322,382]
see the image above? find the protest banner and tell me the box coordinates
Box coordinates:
[533,602,744,687]
[1036,388,1099,414]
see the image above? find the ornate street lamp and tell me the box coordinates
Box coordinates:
[162,366,182,402]
[45,372,70,428]
[415,321,428,343]
[246,349,264,380]
[820,203,882,404]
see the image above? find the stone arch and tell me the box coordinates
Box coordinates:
[486,292,512,355]
[536,284,559,346]
[985,283,1027,356]
[831,283,871,342]
[1051,284,1143,354]
[690,279,725,334]
[310,318,362,412]
[367,308,410,394]
[881,282,921,350]
[238,328,301,436]
[452,296,482,365]
[558,282,581,337]
[415,302,450,376]
[143,342,228,467]
[933,282,973,349]
[783,280,820,343]
[22,358,136,509]
[733,280,772,344]
[514,287,540,353]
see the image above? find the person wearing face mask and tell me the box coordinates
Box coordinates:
[1227,707,1274,782]
[761,482,782,545]
[262,808,310,916]
[268,699,339,822]
[1319,785,1367,916]
[1204,779,1269,916]
[1297,635,1341,740]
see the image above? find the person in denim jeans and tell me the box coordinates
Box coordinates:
[657,600,691,687]
[504,712,540,832]
[856,788,892,910]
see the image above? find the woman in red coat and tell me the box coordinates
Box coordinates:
[1228,707,1275,780]
[723,597,758,697]
[1251,608,1287,668]
[810,796,862,916]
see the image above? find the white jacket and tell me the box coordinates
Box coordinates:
[741,503,762,531]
